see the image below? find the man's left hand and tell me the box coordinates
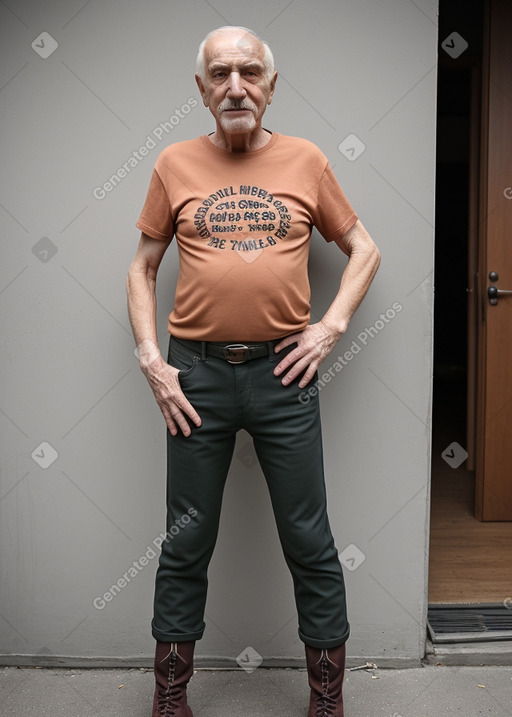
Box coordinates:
[273,321,343,388]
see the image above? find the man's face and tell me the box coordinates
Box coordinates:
[196,31,277,136]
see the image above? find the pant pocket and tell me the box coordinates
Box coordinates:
[168,337,202,380]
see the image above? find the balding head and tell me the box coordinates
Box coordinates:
[196,26,275,82]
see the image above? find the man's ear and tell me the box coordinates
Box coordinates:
[267,71,278,105]
[195,74,209,107]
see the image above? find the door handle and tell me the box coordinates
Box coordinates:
[487,285,512,305]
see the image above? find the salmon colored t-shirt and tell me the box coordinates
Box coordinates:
[136,132,357,341]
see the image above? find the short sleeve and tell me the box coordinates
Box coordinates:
[312,164,358,242]
[136,169,174,240]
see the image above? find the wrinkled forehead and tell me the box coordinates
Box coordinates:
[204,31,265,68]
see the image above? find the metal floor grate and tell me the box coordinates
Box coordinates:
[428,604,512,643]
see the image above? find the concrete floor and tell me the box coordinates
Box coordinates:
[2,664,512,717]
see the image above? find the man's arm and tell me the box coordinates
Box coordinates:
[126,232,201,437]
[273,219,381,388]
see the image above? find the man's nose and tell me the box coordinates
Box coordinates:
[226,72,246,98]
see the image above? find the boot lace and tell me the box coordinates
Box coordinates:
[156,643,187,716]
[314,650,338,717]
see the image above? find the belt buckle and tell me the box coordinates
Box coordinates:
[223,344,249,364]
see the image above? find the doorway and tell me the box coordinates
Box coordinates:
[428,0,512,606]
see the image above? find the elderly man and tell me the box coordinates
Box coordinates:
[127,25,380,717]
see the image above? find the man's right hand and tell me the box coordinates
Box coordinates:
[127,234,201,436]
[141,355,202,437]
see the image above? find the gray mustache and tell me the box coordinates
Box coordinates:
[218,100,257,112]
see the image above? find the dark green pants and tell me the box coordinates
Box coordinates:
[151,336,349,649]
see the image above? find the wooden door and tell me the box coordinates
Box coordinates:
[475,0,512,520]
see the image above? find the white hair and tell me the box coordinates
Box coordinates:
[195,26,275,81]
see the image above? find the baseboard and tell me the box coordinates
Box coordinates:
[0,653,423,669]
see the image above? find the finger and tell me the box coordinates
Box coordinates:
[161,398,193,438]
[281,356,315,385]
[168,404,193,437]
[274,333,300,353]
[175,393,202,427]
[161,408,178,437]
[297,365,318,389]
[164,379,201,427]
[273,346,309,377]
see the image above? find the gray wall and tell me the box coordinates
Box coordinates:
[0,0,438,666]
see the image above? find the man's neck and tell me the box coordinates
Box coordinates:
[207,127,272,153]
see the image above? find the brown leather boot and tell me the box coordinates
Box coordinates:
[305,643,346,717]
[152,641,195,717]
